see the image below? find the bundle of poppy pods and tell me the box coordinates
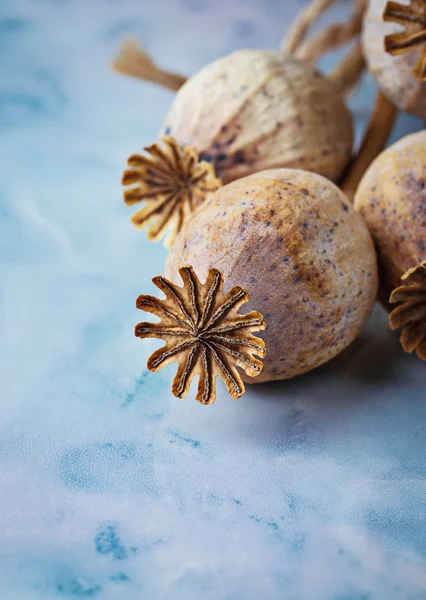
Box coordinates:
[113,0,426,404]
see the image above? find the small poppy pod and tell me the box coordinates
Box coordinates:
[362,0,426,120]
[166,168,378,382]
[354,131,426,359]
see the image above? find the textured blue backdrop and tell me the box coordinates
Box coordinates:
[0,0,425,598]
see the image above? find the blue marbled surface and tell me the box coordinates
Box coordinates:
[1,0,425,598]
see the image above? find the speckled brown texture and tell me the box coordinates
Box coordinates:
[166,169,378,382]
[363,0,426,119]
[160,49,354,185]
[354,131,426,297]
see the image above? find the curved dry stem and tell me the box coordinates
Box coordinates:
[328,41,366,96]
[281,0,338,54]
[296,0,367,63]
[341,91,398,202]
[112,38,187,91]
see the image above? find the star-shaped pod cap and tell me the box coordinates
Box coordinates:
[123,137,221,247]
[389,260,426,359]
[135,266,266,404]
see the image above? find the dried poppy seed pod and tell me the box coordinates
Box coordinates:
[362,0,426,119]
[354,130,426,359]
[166,169,378,382]
[161,49,354,185]
[117,0,367,245]
[123,51,355,247]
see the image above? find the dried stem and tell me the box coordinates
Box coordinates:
[296,0,367,63]
[281,0,338,54]
[328,41,366,96]
[341,91,398,202]
[112,38,187,91]
[114,0,368,96]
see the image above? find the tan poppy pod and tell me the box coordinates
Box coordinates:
[115,0,368,245]
[354,130,426,359]
[166,168,378,382]
[160,49,354,185]
[362,0,426,119]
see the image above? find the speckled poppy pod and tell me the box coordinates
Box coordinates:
[135,266,266,404]
[115,0,368,245]
[354,131,426,359]
[362,0,426,119]
[158,49,354,185]
[166,169,379,382]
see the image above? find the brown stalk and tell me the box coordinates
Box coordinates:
[280,0,339,54]
[112,38,187,91]
[341,90,398,202]
[113,0,368,94]
[296,0,368,62]
[328,41,366,96]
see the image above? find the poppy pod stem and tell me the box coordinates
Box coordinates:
[328,41,366,97]
[113,0,367,91]
[296,0,367,61]
[280,0,339,54]
[112,37,187,91]
[282,0,368,97]
[341,90,398,203]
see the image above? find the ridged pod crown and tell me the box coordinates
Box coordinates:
[354,131,426,360]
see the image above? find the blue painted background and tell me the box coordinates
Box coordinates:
[0,0,425,598]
